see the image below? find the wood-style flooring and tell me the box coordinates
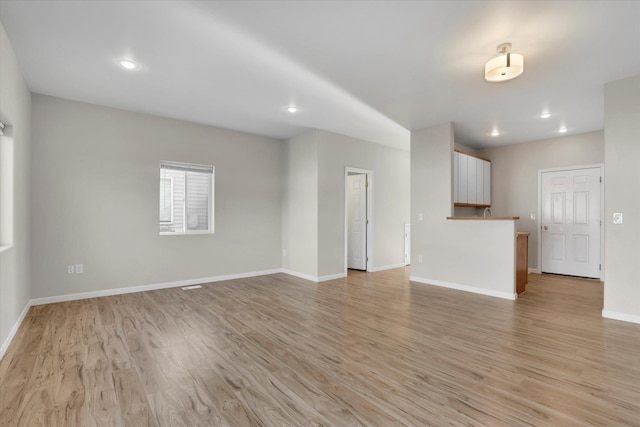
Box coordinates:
[2,269,640,426]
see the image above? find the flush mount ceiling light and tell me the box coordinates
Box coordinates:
[558,127,568,133]
[490,129,500,137]
[540,112,551,119]
[485,42,524,82]
[287,106,297,113]
[117,59,138,70]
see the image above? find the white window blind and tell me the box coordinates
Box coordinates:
[159,177,173,223]
[160,161,214,234]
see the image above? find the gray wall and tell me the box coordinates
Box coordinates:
[31,95,283,299]
[411,123,455,280]
[282,131,319,277]
[0,22,31,352]
[282,129,410,278]
[480,131,604,269]
[317,130,410,276]
[411,123,516,298]
[603,75,640,320]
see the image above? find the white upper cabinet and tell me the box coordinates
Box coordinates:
[453,151,491,206]
[453,151,459,203]
[483,160,491,205]
[467,155,477,204]
[457,151,468,204]
[476,157,484,204]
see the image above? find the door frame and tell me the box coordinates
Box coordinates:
[344,167,374,274]
[537,164,604,279]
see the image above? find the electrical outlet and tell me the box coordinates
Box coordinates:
[530,213,536,220]
[67,265,75,274]
[613,213,623,224]
[75,264,84,274]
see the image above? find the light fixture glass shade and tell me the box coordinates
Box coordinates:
[117,59,138,70]
[485,53,524,82]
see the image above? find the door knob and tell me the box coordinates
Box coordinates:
[543,225,548,230]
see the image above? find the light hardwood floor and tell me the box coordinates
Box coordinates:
[2,269,640,426]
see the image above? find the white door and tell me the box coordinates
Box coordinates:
[541,167,601,278]
[348,174,367,270]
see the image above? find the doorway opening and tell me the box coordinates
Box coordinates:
[538,164,604,279]
[344,167,373,274]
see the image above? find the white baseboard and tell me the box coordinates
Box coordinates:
[528,268,541,274]
[318,272,346,282]
[282,269,318,282]
[30,268,283,306]
[281,269,346,283]
[0,300,32,360]
[602,310,640,325]
[371,263,406,272]
[409,275,517,300]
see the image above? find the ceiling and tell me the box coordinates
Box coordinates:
[1,1,639,150]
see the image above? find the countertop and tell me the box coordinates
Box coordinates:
[446,216,520,220]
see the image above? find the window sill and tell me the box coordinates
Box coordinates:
[159,231,213,236]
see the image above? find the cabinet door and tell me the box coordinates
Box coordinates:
[483,160,491,205]
[458,152,467,203]
[453,151,459,203]
[467,154,477,204]
[476,158,484,204]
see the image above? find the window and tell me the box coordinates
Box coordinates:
[159,161,214,234]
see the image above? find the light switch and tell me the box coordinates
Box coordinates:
[418,213,423,221]
[613,213,623,224]
[530,213,536,220]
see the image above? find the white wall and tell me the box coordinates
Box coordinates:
[282,131,319,277]
[480,131,604,269]
[454,142,481,157]
[411,123,516,299]
[603,75,640,323]
[31,95,283,299]
[0,22,31,354]
[316,130,410,276]
[281,129,410,279]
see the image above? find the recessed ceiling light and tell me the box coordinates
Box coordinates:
[490,130,500,137]
[540,112,551,119]
[558,127,568,133]
[287,106,297,113]
[117,59,138,70]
